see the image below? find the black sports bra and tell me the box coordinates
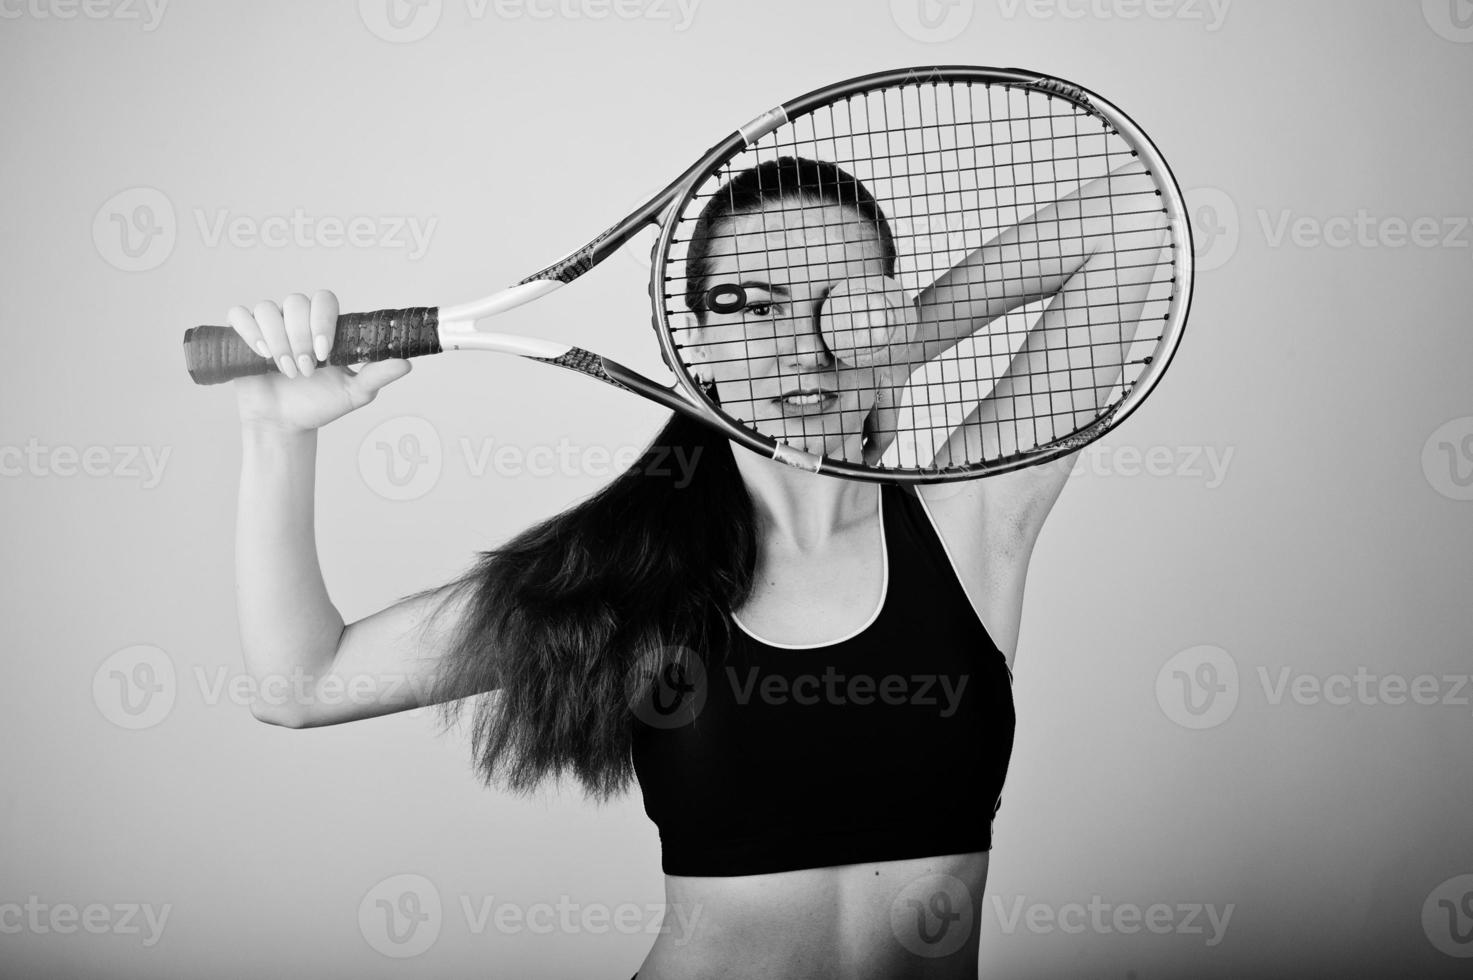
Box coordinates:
[630,483,1016,877]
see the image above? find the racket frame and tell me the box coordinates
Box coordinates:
[643,65,1195,482]
[186,66,1192,483]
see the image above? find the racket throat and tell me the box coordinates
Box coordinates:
[436,325,574,360]
[438,278,566,335]
[435,279,576,358]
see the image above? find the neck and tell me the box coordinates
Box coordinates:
[732,444,876,552]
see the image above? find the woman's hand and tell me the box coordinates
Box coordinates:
[228,290,413,432]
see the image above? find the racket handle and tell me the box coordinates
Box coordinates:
[182,308,442,385]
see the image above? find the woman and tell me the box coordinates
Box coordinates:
[228,155,1164,979]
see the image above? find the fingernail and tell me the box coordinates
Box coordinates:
[254,340,270,358]
[278,354,298,380]
[297,354,314,377]
[313,335,331,361]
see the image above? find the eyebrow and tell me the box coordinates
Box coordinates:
[736,280,790,297]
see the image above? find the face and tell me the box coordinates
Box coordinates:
[684,197,904,463]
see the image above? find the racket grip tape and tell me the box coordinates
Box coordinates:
[182,307,442,385]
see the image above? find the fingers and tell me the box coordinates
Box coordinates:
[227,305,268,361]
[310,290,338,364]
[282,293,316,378]
[227,290,341,381]
[253,300,296,379]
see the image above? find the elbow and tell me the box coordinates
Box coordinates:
[249,699,314,729]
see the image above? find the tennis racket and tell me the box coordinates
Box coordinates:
[182,65,1192,482]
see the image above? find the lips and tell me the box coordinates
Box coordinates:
[771,387,840,413]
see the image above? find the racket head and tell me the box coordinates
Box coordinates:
[648,65,1193,483]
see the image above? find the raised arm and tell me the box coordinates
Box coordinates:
[865,160,1169,468]
[862,162,1173,655]
[228,290,482,728]
[931,166,1170,466]
[910,157,1166,363]
[920,165,1170,544]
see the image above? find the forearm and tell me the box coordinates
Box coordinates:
[235,424,345,690]
[913,158,1163,360]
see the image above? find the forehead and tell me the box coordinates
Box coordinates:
[702,199,887,294]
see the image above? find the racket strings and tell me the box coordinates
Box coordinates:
[662,79,1179,472]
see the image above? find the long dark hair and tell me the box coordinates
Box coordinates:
[424,156,893,800]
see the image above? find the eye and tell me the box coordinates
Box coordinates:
[746,302,775,317]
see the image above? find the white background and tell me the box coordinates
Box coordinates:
[2,1,1471,977]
